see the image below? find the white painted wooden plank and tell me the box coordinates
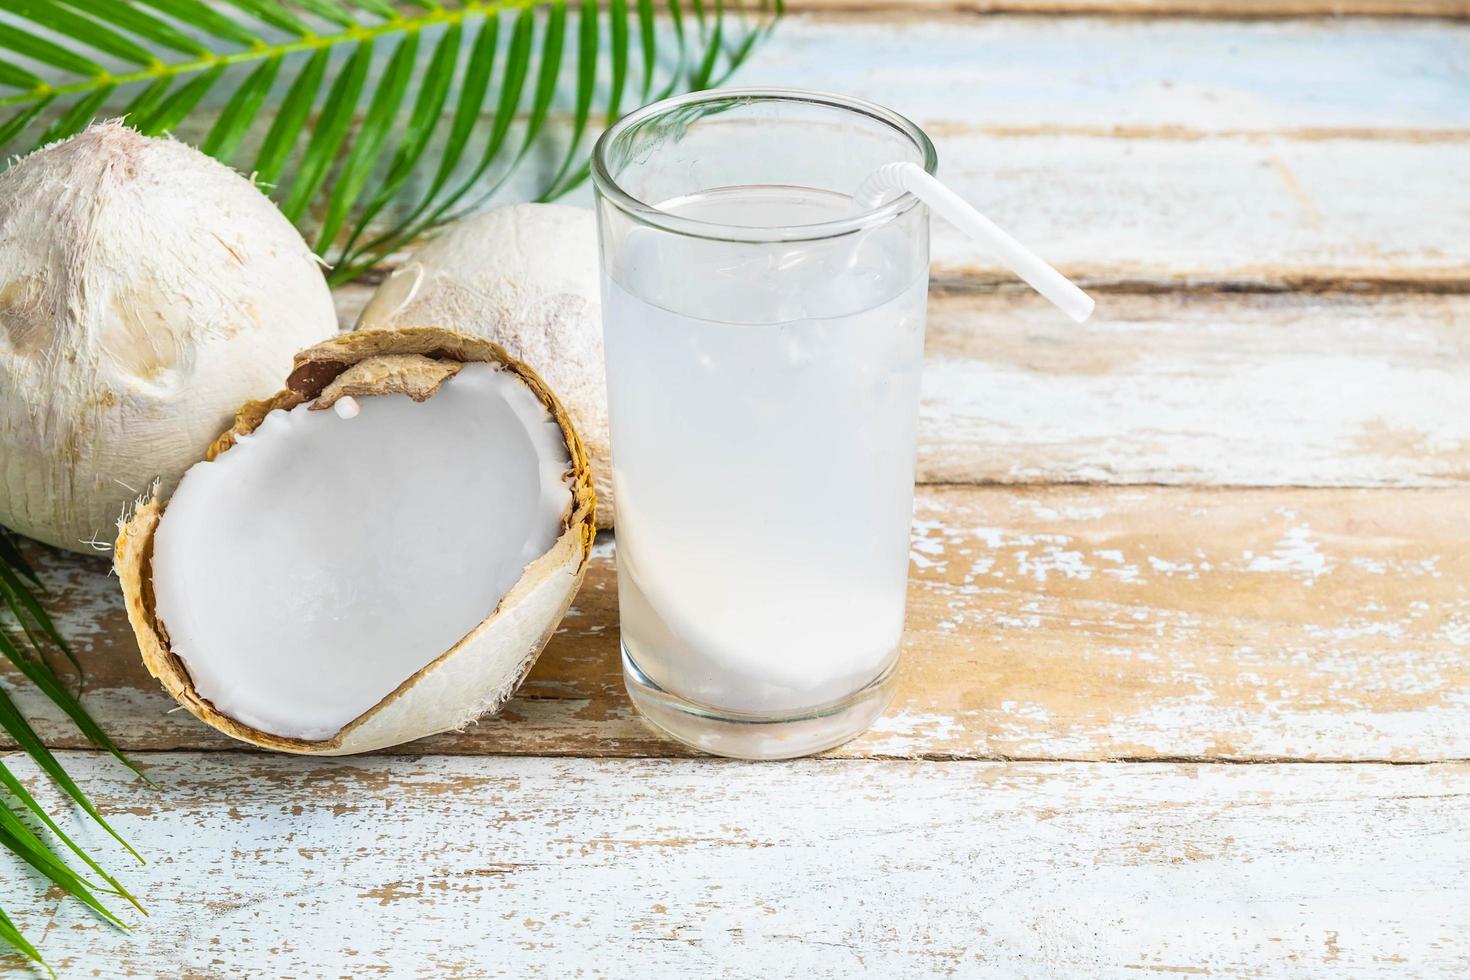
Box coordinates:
[3,753,1467,977]
[919,291,1470,487]
[736,16,1470,133]
[901,134,1470,287]
[155,17,1470,135]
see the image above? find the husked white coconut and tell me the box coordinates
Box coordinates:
[0,121,337,552]
[115,328,596,755]
[357,203,614,524]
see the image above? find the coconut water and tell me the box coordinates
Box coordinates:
[603,186,928,715]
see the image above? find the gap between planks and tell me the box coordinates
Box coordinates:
[929,276,1470,296]
[29,746,1464,764]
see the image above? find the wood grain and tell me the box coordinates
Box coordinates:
[11,484,1470,762]
[917,135,1469,290]
[920,291,1470,487]
[4,752,1467,977]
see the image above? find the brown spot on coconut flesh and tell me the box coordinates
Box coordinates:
[0,275,51,358]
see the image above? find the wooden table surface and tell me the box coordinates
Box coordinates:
[5,5,1470,977]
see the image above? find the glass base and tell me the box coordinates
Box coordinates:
[622,645,898,760]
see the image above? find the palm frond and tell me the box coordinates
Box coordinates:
[0,761,130,930]
[0,675,142,867]
[0,758,142,913]
[0,531,145,969]
[0,0,778,284]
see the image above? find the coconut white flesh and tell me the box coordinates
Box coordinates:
[357,204,613,524]
[149,363,572,741]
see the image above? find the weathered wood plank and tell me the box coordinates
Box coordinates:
[550,133,1470,289]
[919,291,1470,487]
[3,752,1467,977]
[739,16,1470,134]
[333,288,1470,489]
[11,484,1470,761]
[916,134,1470,289]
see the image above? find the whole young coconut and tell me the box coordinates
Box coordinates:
[356,203,614,524]
[0,121,338,552]
[115,328,595,755]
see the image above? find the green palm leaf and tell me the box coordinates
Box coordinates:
[0,758,142,914]
[539,0,598,200]
[0,530,145,970]
[200,54,280,158]
[0,657,142,868]
[279,38,373,220]
[0,760,132,930]
[0,0,777,285]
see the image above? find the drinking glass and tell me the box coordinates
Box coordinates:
[591,89,937,759]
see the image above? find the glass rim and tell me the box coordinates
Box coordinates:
[590,87,939,244]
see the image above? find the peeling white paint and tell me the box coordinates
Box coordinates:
[1245,526,1332,582]
[1015,547,1093,583]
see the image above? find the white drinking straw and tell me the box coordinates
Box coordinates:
[855,162,1095,324]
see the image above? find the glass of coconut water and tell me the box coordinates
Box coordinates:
[591,89,937,759]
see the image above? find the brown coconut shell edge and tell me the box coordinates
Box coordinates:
[114,327,597,754]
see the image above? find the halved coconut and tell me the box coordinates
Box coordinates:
[115,328,596,755]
